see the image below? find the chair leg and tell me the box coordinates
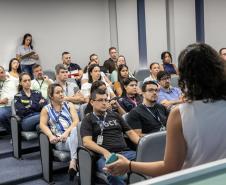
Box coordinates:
[40,133,53,183]
[11,117,22,159]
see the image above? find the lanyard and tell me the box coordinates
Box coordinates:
[51,103,65,133]
[65,83,69,96]
[0,80,5,91]
[127,96,137,106]
[93,112,107,135]
[36,79,44,90]
[143,104,165,127]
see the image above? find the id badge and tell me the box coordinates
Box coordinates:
[160,126,166,131]
[97,135,103,145]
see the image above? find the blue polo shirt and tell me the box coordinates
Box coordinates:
[158,87,181,103]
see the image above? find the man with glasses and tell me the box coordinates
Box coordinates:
[127,81,168,136]
[157,71,183,110]
[80,88,140,185]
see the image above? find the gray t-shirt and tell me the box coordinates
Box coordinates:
[16,45,35,65]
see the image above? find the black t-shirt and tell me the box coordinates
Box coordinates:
[80,111,131,152]
[127,104,168,134]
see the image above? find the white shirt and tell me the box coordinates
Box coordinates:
[179,100,226,169]
[31,78,53,99]
[0,78,18,107]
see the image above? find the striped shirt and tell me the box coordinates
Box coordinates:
[45,101,72,136]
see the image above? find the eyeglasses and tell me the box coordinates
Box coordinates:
[160,76,171,81]
[145,88,159,93]
[93,99,109,103]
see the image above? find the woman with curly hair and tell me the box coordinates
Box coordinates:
[105,43,226,177]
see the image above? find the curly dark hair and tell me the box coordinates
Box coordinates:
[178,43,226,101]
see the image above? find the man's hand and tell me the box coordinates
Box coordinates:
[0,98,8,105]
[103,150,111,160]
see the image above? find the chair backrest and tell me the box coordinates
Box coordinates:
[11,100,16,116]
[43,70,56,80]
[134,69,150,81]
[138,81,143,89]
[136,131,166,162]
[79,103,88,121]
[171,75,179,87]
[77,121,82,146]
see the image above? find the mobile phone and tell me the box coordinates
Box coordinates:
[110,97,119,101]
[105,153,118,164]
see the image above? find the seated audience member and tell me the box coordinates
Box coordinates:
[160,51,178,75]
[81,64,114,98]
[219,48,226,61]
[82,54,111,85]
[80,88,140,185]
[89,53,107,73]
[127,81,168,137]
[62,51,83,88]
[0,66,17,132]
[143,62,160,83]
[16,33,39,79]
[105,43,226,177]
[114,64,131,96]
[55,64,87,105]
[40,83,79,180]
[14,72,47,131]
[84,81,125,116]
[157,71,183,110]
[118,77,142,112]
[7,58,21,96]
[110,55,134,83]
[103,47,118,74]
[31,64,53,99]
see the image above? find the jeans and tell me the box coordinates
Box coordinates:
[21,64,35,79]
[96,150,136,185]
[0,106,12,132]
[55,127,78,160]
[21,113,40,131]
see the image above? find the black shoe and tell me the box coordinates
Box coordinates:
[68,168,77,181]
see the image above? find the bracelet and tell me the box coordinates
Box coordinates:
[129,161,132,172]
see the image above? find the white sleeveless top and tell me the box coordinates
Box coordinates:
[179,100,226,169]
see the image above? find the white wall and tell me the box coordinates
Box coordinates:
[204,0,226,51]
[173,0,196,65]
[116,0,140,72]
[0,0,111,70]
[145,0,168,67]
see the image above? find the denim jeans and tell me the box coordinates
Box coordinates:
[21,112,40,131]
[0,106,12,132]
[55,127,78,160]
[21,64,35,79]
[96,150,136,185]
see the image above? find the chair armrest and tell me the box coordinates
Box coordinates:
[77,146,98,185]
[11,115,21,123]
